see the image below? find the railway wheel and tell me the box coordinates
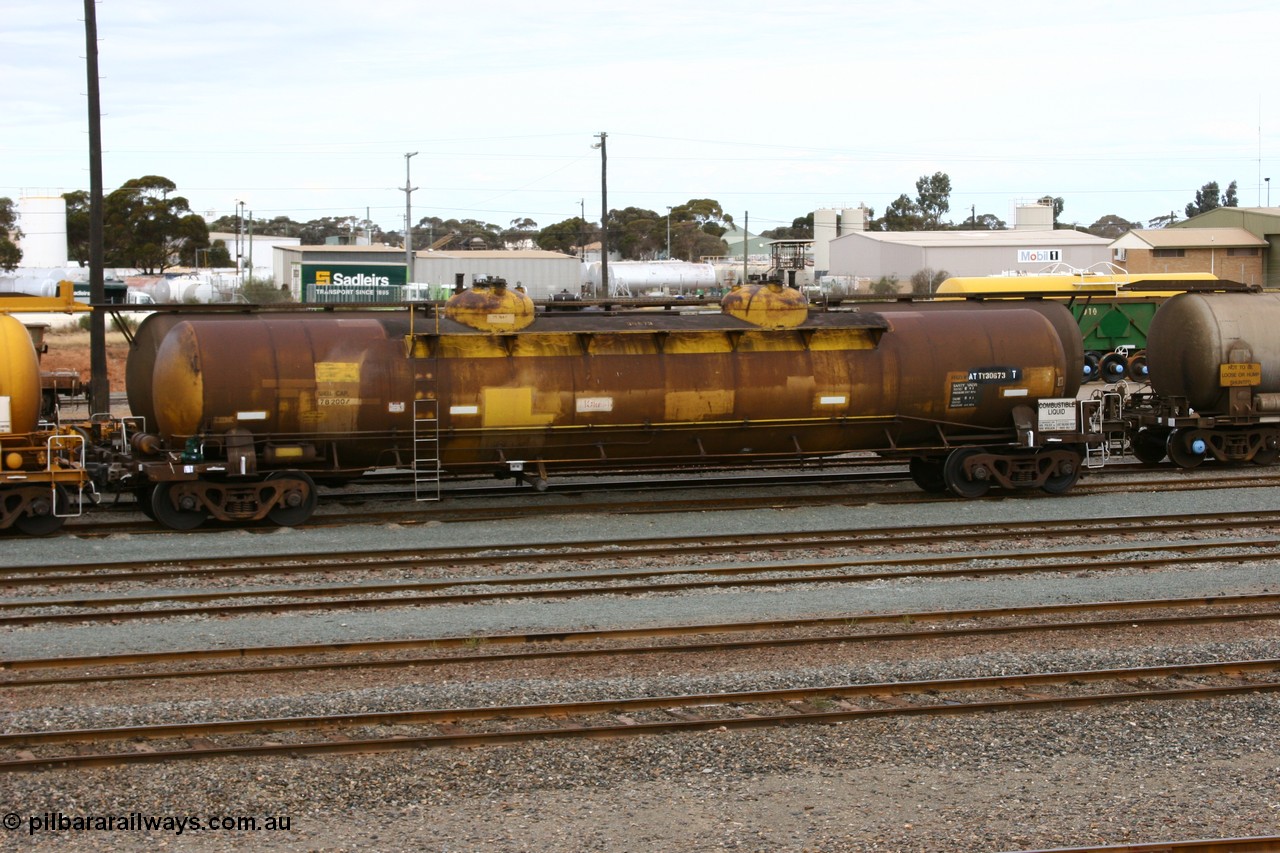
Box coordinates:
[135,486,157,520]
[266,471,317,527]
[1127,352,1150,380]
[150,482,208,530]
[12,486,69,536]
[1099,352,1127,383]
[1252,446,1280,466]
[1166,429,1207,469]
[908,457,947,493]
[943,448,990,499]
[1082,352,1100,383]
[1040,451,1082,495]
[1130,428,1169,464]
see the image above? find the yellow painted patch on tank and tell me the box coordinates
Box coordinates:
[734,330,806,352]
[661,333,735,355]
[310,356,364,433]
[665,389,735,421]
[508,333,584,358]
[806,329,879,351]
[582,333,662,357]
[1019,366,1061,396]
[437,336,512,359]
[481,387,557,428]
[315,362,361,383]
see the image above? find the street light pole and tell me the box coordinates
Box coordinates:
[403,152,418,280]
[593,132,608,298]
[666,206,672,260]
[1267,177,1271,207]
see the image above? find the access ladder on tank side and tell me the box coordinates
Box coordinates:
[407,306,442,501]
[412,397,440,501]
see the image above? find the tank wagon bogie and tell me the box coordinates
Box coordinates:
[1114,292,1280,468]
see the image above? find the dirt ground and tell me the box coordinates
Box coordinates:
[38,328,130,391]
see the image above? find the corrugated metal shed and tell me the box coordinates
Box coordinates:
[828,229,1110,281]
[413,250,582,300]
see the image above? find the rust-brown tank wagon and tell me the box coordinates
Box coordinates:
[119,280,1095,529]
[1122,291,1280,467]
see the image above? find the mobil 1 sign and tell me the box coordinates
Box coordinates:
[1037,398,1077,431]
[1017,249,1061,263]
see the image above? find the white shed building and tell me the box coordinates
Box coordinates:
[828,229,1110,283]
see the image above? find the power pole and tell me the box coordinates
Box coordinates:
[83,0,108,412]
[593,133,607,298]
[403,152,418,280]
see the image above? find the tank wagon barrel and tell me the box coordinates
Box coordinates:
[104,278,1100,529]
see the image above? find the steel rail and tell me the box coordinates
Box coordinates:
[7,508,1280,583]
[3,595,1279,689]
[4,538,1279,627]
[5,658,1280,772]
[1013,837,1280,852]
[55,468,1280,538]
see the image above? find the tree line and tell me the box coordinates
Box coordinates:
[0,175,1247,273]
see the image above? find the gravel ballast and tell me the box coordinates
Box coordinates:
[4,483,1280,851]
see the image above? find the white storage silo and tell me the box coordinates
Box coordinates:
[16,196,68,267]
[813,209,839,275]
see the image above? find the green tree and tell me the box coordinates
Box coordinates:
[909,268,949,295]
[878,194,923,231]
[1148,211,1180,229]
[63,190,90,266]
[762,213,814,240]
[536,217,593,255]
[501,217,539,248]
[1185,180,1238,218]
[915,172,952,229]
[103,176,209,273]
[0,197,22,271]
[870,275,898,295]
[666,199,733,260]
[1087,214,1141,240]
[610,207,662,259]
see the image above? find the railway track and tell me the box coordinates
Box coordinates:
[54,463,1280,537]
[3,593,1278,688]
[5,657,1278,772]
[5,531,1280,627]
[10,507,1280,587]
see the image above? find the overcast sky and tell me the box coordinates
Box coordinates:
[3,1,1276,238]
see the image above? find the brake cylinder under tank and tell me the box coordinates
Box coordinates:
[1146,292,1280,412]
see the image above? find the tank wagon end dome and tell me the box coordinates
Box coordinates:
[0,314,42,437]
[1146,291,1280,411]
[720,281,809,329]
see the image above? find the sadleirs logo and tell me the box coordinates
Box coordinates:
[331,272,391,287]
